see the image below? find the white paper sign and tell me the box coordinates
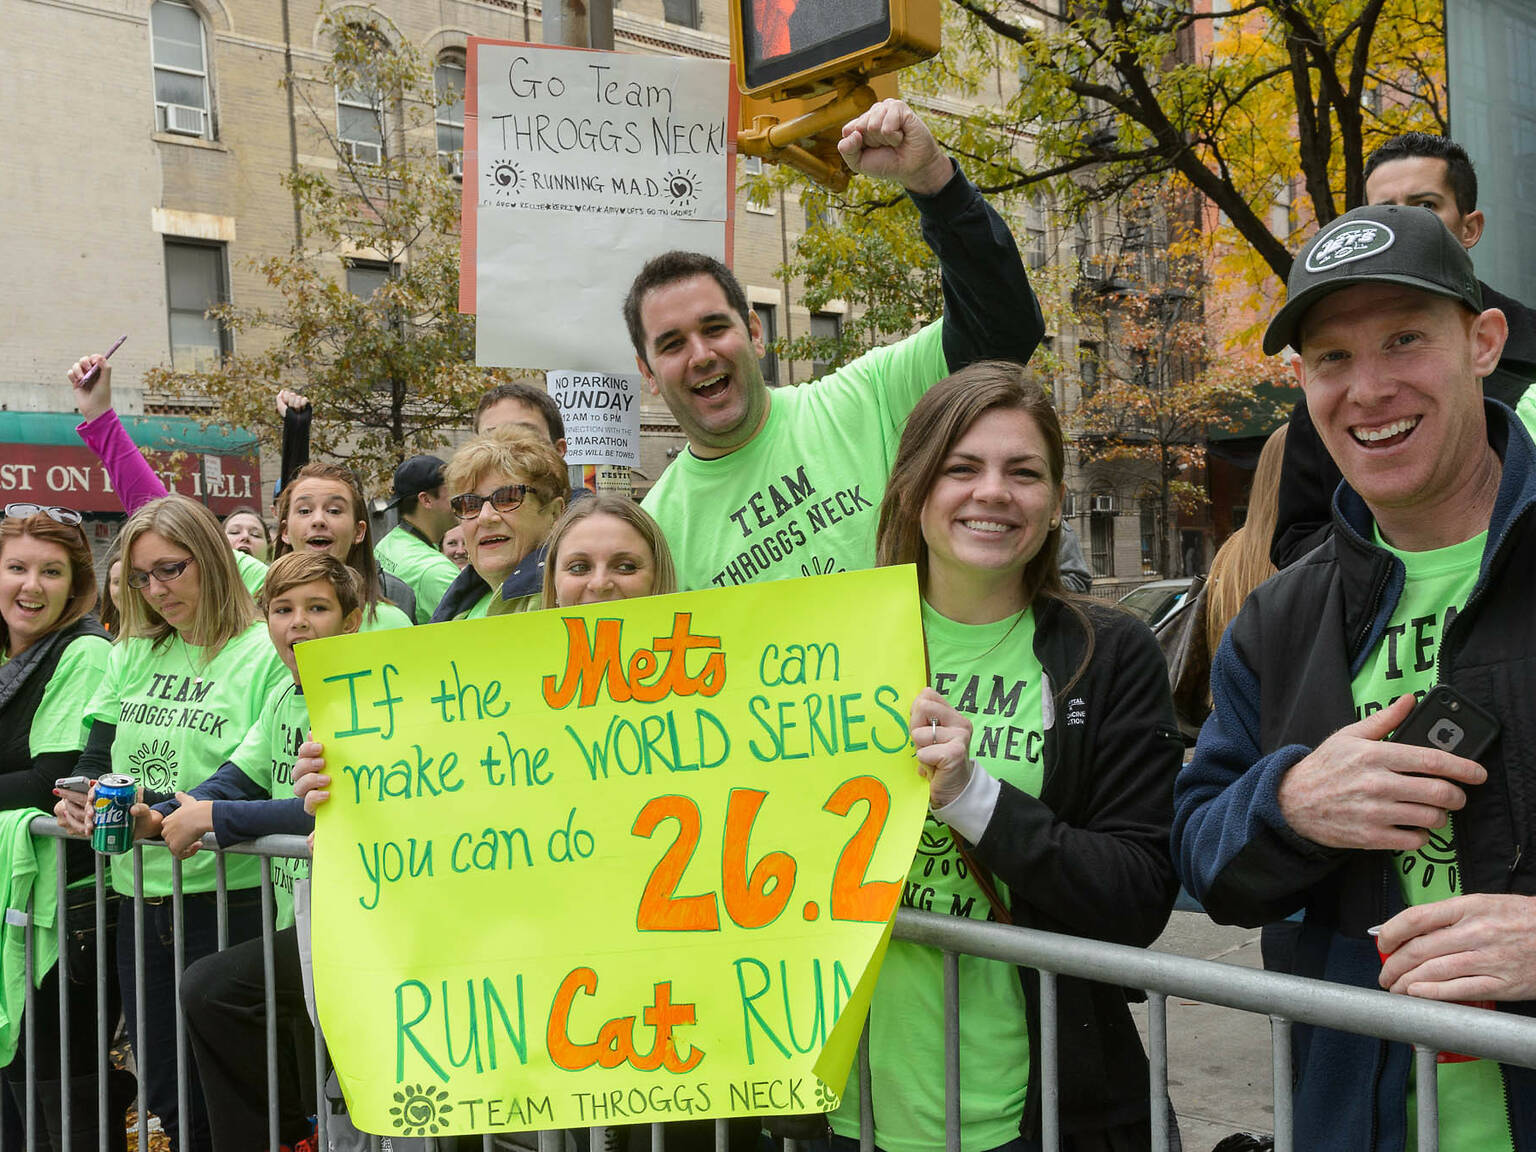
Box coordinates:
[547,370,643,466]
[473,44,731,372]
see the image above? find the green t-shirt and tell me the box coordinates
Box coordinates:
[89,621,289,897]
[28,634,110,756]
[376,525,459,624]
[462,589,495,620]
[832,603,1042,1152]
[1511,381,1536,442]
[1349,526,1511,1152]
[233,549,268,597]
[227,681,309,929]
[360,600,413,632]
[642,322,947,591]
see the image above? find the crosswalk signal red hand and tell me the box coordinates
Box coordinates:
[729,0,939,101]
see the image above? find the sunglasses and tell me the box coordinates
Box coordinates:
[126,557,196,590]
[5,503,83,526]
[450,484,534,520]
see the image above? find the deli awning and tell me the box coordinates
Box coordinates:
[0,411,261,515]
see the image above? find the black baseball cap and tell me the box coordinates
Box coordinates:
[1262,203,1483,356]
[388,455,446,507]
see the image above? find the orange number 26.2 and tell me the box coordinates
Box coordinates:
[632,776,898,932]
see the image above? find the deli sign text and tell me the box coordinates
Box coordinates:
[0,444,260,515]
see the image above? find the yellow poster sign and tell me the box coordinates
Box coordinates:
[299,567,928,1136]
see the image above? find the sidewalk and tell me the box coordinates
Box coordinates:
[1147,912,1275,1151]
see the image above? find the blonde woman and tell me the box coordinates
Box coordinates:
[434,425,571,619]
[60,495,288,1152]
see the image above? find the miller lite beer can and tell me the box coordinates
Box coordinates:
[91,775,136,855]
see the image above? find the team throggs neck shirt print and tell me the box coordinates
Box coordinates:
[88,620,289,898]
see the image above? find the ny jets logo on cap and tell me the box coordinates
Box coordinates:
[1305,221,1395,273]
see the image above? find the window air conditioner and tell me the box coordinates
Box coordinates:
[164,104,206,137]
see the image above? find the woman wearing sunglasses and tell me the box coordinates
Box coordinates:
[0,504,126,1150]
[61,494,288,1152]
[432,425,571,620]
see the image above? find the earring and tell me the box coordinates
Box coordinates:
[1049,519,1059,529]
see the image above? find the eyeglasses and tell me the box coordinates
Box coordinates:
[450,484,532,520]
[126,557,196,589]
[4,503,83,526]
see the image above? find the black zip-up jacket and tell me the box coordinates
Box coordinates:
[1175,400,1536,1150]
[963,597,1182,1140]
[1271,281,1536,568]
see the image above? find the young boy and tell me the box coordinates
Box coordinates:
[146,553,360,1152]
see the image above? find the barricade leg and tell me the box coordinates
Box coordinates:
[1270,1016,1292,1152]
[1414,1046,1438,1152]
[1147,993,1168,1152]
[1038,970,1058,1152]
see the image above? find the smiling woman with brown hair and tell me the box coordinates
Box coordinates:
[834,361,1183,1152]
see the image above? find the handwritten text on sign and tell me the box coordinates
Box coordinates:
[299,569,927,1136]
[477,47,728,220]
[470,41,732,372]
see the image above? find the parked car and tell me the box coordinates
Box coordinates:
[1116,577,1195,630]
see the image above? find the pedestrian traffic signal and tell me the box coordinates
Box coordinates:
[729,0,940,100]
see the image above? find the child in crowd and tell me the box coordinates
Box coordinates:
[274,463,413,631]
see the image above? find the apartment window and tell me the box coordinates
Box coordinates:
[663,0,702,29]
[346,261,390,301]
[1023,197,1047,270]
[347,260,404,335]
[435,56,466,169]
[165,240,228,372]
[336,30,386,165]
[810,312,841,378]
[755,303,779,387]
[1089,510,1115,577]
[741,156,764,175]
[1078,340,1100,399]
[151,0,211,138]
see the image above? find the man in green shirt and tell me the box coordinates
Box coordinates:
[1174,202,1536,1151]
[632,99,1043,591]
[375,455,460,624]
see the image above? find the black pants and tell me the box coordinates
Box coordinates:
[182,926,316,1152]
[117,888,264,1152]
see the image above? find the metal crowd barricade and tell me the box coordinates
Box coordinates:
[14,817,1536,1152]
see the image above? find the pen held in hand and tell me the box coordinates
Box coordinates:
[79,334,127,390]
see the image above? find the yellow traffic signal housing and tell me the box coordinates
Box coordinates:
[729,0,940,101]
[737,75,899,190]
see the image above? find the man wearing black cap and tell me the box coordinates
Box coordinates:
[376,455,461,624]
[1172,204,1536,1150]
[1270,133,1536,567]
